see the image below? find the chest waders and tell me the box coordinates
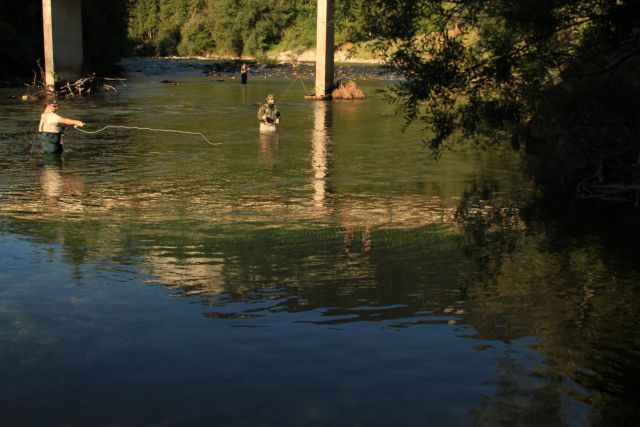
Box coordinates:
[40,132,63,153]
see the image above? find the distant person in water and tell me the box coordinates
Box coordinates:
[257,94,280,130]
[240,63,249,84]
[38,98,85,153]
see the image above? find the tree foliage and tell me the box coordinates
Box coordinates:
[350,1,638,143]
[128,0,309,57]
[0,0,40,83]
[350,0,640,199]
[125,0,364,57]
[82,0,130,73]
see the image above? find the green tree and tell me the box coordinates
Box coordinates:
[351,0,640,199]
[82,0,130,73]
[125,0,373,58]
[179,14,216,56]
[209,0,244,56]
[128,0,160,55]
[0,0,40,82]
[200,0,296,57]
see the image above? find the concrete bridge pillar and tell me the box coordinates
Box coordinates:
[315,0,335,99]
[42,0,83,90]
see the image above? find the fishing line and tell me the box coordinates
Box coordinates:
[277,76,310,103]
[276,79,297,104]
[297,76,310,94]
[73,125,221,146]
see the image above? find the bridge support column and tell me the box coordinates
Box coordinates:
[42,0,83,91]
[314,0,334,99]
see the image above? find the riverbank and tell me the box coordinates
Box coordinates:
[5,56,396,102]
[1,52,394,90]
[117,56,397,82]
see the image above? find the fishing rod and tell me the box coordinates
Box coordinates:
[73,125,221,146]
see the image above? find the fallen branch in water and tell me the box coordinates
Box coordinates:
[21,60,127,101]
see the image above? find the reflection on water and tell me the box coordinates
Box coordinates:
[311,101,332,211]
[258,130,280,170]
[1,67,639,426]
[40,155,86,207]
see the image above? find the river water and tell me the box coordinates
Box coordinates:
[0,60,639,426]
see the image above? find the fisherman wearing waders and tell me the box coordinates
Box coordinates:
[38,99,85,153]
[257,94,280,132]
[240,63,249,84]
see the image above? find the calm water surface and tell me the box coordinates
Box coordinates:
[1,61,639,426]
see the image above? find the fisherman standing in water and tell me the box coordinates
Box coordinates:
[38,99,85,153]
[257,94,280,132]
[240,63,249,84]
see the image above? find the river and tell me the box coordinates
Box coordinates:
[0,59,638,426]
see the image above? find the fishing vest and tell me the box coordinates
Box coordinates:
[258,103,280,123]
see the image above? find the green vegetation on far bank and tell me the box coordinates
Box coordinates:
[126,0,365,59]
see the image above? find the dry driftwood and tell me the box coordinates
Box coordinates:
[21,60,126,101]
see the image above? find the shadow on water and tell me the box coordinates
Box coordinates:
[1,66,639,426]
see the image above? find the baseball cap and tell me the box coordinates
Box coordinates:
[45,98,58,106]
[266,94,275,100]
